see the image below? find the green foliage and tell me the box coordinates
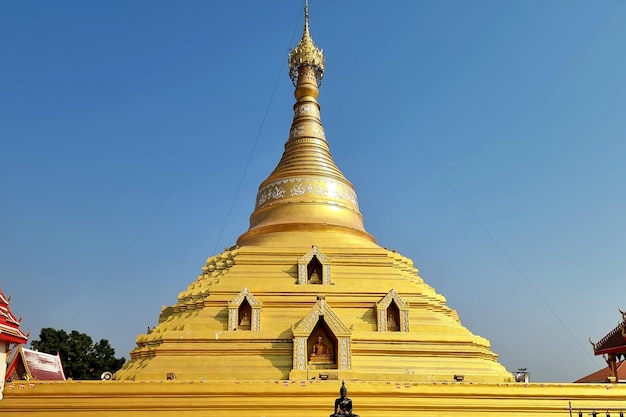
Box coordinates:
[30,328,126,380]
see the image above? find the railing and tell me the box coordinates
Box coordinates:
[568,401,625,416]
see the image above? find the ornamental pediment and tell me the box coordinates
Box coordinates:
[228,287,261,308]
[376,289,408,309]
[292,297,350,336]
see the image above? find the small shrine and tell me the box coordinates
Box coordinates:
[0,289,28,399]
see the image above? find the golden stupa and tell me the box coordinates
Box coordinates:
[115,3,510,384]
[3,4,626,416]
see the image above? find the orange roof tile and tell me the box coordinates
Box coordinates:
[575,361,626,383]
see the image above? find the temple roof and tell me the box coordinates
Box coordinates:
[0,288,28,345]
[575,360,626,383]
[6,346,66,381]
[592,311,626,356]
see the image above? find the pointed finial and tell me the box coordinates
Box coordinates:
[305,0,309,26]
[620,307,626,322]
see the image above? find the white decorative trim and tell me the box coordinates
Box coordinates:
[256,177,359,210]
[339,338,351,370]
[401,310,409,332]
[294,337,306,370]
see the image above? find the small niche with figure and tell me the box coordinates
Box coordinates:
[228,287,261,331]
[386,301,400,332]
[238,300,252,331]
[298,245,331,285]
[308,319,336,369]
[307,256,323,284]
[376,289,409,332]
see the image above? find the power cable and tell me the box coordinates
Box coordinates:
[354,54,599,367]
[211,7,304,253]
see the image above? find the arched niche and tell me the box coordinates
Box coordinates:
[376,289,409,332]
[228,288,261,331]
[297,245,331,285]
[291,297,351,371]
[307,318,337,369]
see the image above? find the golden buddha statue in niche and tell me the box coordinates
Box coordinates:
[239,311,251,330]
[387,310,398,331]
[309,268,322,284]
[310,336,332,362]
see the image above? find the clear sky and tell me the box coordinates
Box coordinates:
[2,1,625,383]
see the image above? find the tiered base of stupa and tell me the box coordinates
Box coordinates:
[115,230,512,384]
[3,379,626,417]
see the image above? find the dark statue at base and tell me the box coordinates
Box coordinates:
[330,381,359,417]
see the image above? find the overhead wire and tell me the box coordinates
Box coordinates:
[346,48,599,368]
[71,5,304,327]
[211,6,304,253]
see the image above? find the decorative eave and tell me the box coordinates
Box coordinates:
[0,288,28,345]
[592,310,626,356]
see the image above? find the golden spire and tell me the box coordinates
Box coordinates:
[288,0,325,86]
[237,2,373,246]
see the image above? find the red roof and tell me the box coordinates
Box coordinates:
[575,361,626,383]
[0,288,28,345]
[6,347,66,381]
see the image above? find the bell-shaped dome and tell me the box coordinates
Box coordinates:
[237,6,374,246]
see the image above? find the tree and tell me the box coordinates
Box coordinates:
[30,328,126,380]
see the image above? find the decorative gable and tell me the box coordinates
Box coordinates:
[291,296,352,371]
[6,347,66,381]
[292,297,350,337]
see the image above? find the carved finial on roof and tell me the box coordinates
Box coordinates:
[620,307,626,322]
[288,0,325,86]
[589,337,597,350]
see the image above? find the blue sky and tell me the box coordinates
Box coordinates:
[2,1,625,382]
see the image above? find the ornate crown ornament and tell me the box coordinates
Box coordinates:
[288,1,325,86]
